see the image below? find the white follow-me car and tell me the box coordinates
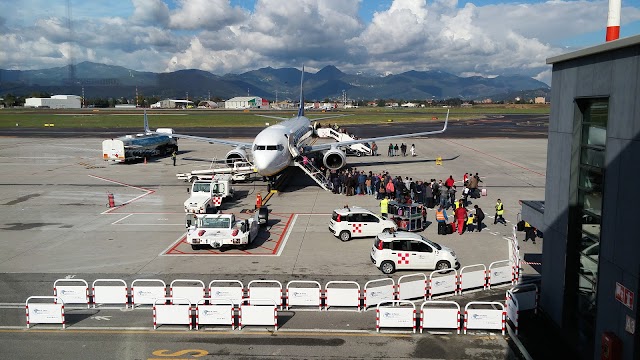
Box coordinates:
[370,231,460,274]
[329,206,398,241]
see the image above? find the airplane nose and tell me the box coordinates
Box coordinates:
[253,153,277,176]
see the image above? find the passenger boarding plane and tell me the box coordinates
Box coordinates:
[146,66,448,182]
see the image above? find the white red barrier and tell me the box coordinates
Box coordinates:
[420,301,461,334]
[53,279,89,308]
[285,281,322,310]
[487,260,512,288]
[131,279,167,307]
[463,301,506,335]
[247,280,283,309]
[397,273,426,301]
[239,298,278,331]
[509,225,522,284]
[364,278,396,310]
[376,300,416,333]
[208,280,244,307]
[153,297,192,330]
[196,299,234,330]
[458,264,487,294]
[505,283,538,335]
[92,279,128,309]
[170,279,206,305]
[26,296,65,329]
[428,269,458,299]
[324,281,361,311]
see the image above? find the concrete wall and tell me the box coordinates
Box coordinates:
[546,43,640,359]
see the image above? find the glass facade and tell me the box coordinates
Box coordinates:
[571,99,608,348]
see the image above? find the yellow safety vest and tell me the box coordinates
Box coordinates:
[380,199,389,213]
[495,202,504,215]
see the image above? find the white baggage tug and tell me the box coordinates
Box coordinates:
[186,212,259,250]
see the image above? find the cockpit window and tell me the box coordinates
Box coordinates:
[266,145,278,150]
[256,145,266,150]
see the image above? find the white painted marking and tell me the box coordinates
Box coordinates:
[111,214,133,225]
[65,275,76,279]
[91,316,112,321]
[276,214,298,257]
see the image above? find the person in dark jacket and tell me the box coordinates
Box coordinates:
[474,205,485,232]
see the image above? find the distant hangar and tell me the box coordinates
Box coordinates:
[24,95,81,109]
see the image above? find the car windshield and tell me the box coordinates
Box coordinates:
[193,183,210,192]
[200,217,231,228]
[420,235,442,250]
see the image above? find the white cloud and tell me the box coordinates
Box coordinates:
[2,0,640,85]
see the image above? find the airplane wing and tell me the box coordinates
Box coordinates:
[255,114,290,121]
[306,109,449,152]
[153,132,253,149]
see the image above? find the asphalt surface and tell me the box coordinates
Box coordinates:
[0,120,559,360]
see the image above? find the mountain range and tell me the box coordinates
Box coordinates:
[0,62,550,102]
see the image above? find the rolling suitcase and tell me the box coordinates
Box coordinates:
[481,188,487,196]
[438,222,447,235]
[447,222,454,234]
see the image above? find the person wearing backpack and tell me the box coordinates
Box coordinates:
[474,205,485,232]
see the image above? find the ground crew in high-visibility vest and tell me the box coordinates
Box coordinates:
[494,199,505,225]
[380,196,389,218]
[255,192,262,210]
[435,206,448,223]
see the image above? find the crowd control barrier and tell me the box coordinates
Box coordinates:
[170,279,206,305]
[420,301,460,334]
[505,283,538,335]
[397,273,426,301]
[428,269,458,299]
[376,301,416,333]
[26,296,65,329]
[53,279,89,308]
[324,281,360,311]
[463,301,506,335]
[364,278,396,310]
[458,264,487,294]
[239,299,278,331]
[285,281,322,310]
[92,279,128,309]
[487,260,513,288]
[208,280,244,306]
[131,279,167,307]
[153,297,192,330]
[247,280,283,309]
[195,299,234,330]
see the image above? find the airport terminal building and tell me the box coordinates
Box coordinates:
[522,34,640,359]
[24,95,81,109]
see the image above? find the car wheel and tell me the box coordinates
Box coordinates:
[339,231,351,242]
[436,260,452,272]
[380,261,396,274]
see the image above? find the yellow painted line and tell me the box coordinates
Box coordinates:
[0,329,411,338]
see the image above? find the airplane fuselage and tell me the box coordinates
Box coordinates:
[251,116,313,176]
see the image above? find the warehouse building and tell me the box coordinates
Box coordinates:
[225,96,268,109]
[24,95,81,109]
[521,34,640,359]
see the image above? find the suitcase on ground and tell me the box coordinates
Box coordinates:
[447,223,454,234]
[481,188,487,196]
[438,222,447,235]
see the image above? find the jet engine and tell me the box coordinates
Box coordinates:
[225,147,248,166]
[322,148,346,170]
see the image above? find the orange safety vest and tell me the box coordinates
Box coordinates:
[436,209,445,221]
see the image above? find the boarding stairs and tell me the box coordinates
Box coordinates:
[293,159,332,192]
[315,127,372,155]
[177,158,257,182]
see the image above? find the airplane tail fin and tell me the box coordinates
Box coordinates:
[143,110,151,134]
[297,65,305,117]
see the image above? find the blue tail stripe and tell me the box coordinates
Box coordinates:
[297,65,305,117]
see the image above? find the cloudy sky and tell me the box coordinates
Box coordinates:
[1,0,640,85]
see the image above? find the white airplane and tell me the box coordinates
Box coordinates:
[146,66,448,180]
